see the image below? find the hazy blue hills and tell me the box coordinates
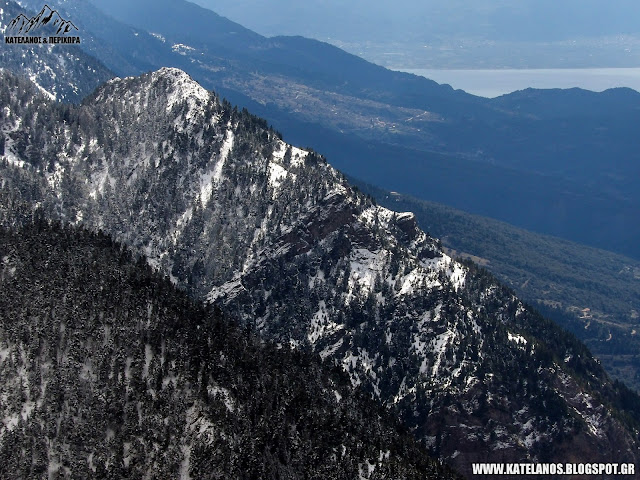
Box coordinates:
[197,0,640,69]
[90,0,263,52]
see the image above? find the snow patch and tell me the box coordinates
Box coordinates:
[179,444,192,480]
[28,73,56,101]
[422,254,466,291]
[508,332,528,346]
[348,248,386,297]
[151,32,166,42]
[271,140,308,167]
[207,277,244,302]
[0,343,10,363]
[358,205,396,228]
[208,385,235,412]
[307,300,344,343]
[154,68,209,113]
[45,162,65,192]
[359,459,376,479]
[320,338,344,360]
[198,169,216,208]
[172,43,196,55]
[80,358,96,382]
[268,162,290,190]
[143,344,153,379]
[289,145,308,167]
[271,141,287,163]
[308,268,325,289]
[171,207,193,244]
[200,127,234,207]
[430,329,454,379]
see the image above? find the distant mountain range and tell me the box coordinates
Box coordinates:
[196,0,640,44]
[196,0,640,69]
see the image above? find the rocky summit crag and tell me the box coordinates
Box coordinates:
[1,68,639,477]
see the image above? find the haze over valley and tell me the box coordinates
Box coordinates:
[197,0,640,70]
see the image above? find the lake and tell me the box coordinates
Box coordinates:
[397,68,640,98]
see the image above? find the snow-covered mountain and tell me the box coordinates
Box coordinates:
[1,68,639,476]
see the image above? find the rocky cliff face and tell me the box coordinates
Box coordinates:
[1,68,639,476]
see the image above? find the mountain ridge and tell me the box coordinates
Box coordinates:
[352,179,640,390]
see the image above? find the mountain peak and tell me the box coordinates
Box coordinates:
[153,66,193,80]
[92,67,211,117]
[151,67,211,110]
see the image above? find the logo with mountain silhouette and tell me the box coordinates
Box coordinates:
[4,4,80,45]
[8,4,77,35]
